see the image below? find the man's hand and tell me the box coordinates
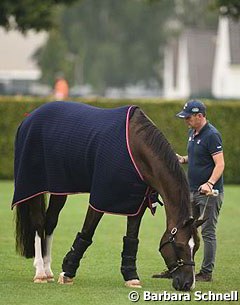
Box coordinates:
[198,182,213,195]
[176,153,186,164]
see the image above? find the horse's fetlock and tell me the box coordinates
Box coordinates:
[62,251,80,278]
[62,232,92,278]
[121,265,139,281]
[34,258,44,267]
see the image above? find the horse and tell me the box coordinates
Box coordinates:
[12,101,201,291]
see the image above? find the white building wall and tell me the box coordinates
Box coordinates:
[164,36,190,99]
[212,17,240,98]
[0,28,47,81]
[176,34,190,98]
[163,45,174,97]
[225,68,240,97]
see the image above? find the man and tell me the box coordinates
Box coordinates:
[153,100,225,282]
[54,75,69,100]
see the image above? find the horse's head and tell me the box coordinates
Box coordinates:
[159,218,202,291]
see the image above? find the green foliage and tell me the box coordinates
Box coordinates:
[0,99,45,179]
[0,0,77,32]
[35,30,70,86]
[1,98,240,183]
[212,0,240,19]
[36,0,176,90]
[36,0,221,92]
[169,0,218,29]
[149,0,240,20]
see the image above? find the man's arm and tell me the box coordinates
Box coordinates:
[207,152,225,185]
[200,152,225,193]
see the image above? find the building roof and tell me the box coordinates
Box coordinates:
[229,19,240,65]
[0,28,47,79]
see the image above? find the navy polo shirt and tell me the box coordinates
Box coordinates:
[187,122,223,192]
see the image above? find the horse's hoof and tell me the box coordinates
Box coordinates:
[47,276,55,283]
[33,276,48,283]
[58,272,74,285]
[125,279,142,288]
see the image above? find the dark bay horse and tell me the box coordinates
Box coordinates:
[13,101,200,291]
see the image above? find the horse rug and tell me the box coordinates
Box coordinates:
[12,101,158,215]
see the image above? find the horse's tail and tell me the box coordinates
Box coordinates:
[15,194,47,258]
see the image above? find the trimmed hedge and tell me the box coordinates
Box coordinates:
[1,98,240,184]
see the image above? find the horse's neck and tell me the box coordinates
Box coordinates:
[129,110,187,228]
[130,114,180,208]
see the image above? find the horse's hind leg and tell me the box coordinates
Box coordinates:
[58,205,103,284]
[44,195,67,282]
[29,195,47,283]
[121,203,148,288]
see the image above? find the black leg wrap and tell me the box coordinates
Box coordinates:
[62,232,92,278]
[121,236,139,281]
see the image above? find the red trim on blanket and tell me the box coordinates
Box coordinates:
[126,106,144,181]
[89,186,153,216]
[11,191,86,209]
[12,188,154,217]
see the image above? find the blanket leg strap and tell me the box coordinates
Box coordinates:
[62,232,92,278]
[121,236,139,281]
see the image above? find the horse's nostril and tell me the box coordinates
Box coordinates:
[172,277,181,291]
[183,281,191,291]
[173,278,192,291]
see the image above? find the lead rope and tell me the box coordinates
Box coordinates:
[198,189,219,220]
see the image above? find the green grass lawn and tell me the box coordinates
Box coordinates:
[0,181,239,305]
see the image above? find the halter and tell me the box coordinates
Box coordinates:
[159,227,195,274]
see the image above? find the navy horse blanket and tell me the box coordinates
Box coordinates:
[12,101,157,215]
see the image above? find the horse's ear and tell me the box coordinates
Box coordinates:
[182,216,194,228]
[194,218,207,228]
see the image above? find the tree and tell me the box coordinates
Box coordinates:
[15,0,234,93]
[149,0,240,20]
[211,0,240,19]
[37,0,176,91]
[0,0,77,32]
[33,30,70,86]
[37,0,221,91]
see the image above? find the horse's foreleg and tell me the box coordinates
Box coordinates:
[58,205,103,284]
[44,195,67,282]
[121,202,148,288]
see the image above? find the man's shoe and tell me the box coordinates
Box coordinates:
[195,271,212,282]
[152,270,172,279]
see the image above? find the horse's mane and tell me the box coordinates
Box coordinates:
[136,109,191,224]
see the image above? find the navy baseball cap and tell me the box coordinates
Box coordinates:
[176,100,206,118]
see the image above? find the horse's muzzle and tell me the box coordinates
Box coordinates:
[172,274,194,291]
